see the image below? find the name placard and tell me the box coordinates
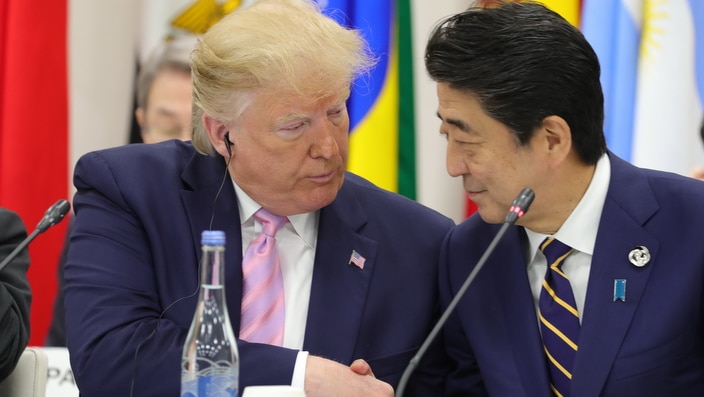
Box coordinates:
[38,347,79,397]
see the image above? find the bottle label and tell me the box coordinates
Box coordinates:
[181,364,238,397]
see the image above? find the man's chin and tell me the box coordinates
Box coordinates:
[475,208,505,224]
[304,186,340,212]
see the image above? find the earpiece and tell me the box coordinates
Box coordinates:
[224,132,233,157]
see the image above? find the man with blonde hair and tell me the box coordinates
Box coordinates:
[64,1,452,396]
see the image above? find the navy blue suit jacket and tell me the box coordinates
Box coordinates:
[440,153,704,396]
[64,140,453,396]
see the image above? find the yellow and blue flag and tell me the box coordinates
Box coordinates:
[321,0,416,198]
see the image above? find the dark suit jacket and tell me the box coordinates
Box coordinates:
[0,207,31,382]
[64,140,453,397]
[440,153,704,396]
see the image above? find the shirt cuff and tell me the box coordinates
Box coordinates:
[291,350,309,389]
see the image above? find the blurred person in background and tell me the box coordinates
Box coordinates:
[135,35,196,144]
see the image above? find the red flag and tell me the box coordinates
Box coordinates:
[1,0,69,345]
[465,196,478,218]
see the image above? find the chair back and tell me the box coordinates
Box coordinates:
[0,347,48,397]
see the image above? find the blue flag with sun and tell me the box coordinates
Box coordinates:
[582,0,704,175]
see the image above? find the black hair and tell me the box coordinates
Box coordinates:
[425,1,606,164]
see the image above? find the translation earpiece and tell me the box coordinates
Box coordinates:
[224,132,233,157]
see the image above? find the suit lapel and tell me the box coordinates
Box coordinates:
[571,154,660,397]
[180,151,244,329]
[496,227,552,396]
[303,178,377,363]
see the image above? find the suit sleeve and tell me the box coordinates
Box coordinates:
[0,208,31,382]
[64,152,298,397]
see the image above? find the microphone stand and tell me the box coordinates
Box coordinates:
[0,199,71,273]
[0,228,43,273]
[395,188,535,397]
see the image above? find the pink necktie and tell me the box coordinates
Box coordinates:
[239,208,287,345]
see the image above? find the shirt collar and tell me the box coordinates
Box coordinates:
[525,153,611,259]
[233,181,318,249]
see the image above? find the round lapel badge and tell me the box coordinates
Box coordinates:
[628,246,650,267]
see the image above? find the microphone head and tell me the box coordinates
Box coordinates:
[36,199,71,233]
[504,188,535,224]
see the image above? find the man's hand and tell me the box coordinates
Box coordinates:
[304,356,393,397]
[349,359,375,377]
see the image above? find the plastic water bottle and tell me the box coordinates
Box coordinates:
[181,230,239,396]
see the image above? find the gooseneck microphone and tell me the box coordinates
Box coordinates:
[0,199,71,273]
[395,188,535,397]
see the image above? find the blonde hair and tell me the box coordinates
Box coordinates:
[190,0,375,154]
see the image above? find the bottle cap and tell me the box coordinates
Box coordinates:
[201,230,226,245]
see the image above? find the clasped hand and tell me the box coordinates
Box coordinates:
[304,356,394,397]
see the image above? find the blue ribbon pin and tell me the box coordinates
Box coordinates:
[613,279,626,302]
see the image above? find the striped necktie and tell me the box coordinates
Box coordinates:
[239,208,287,346]
[538,237,579,397]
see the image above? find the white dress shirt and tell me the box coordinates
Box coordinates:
[525,154,611,324]
[234,182,318,387]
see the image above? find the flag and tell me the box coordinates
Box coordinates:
[582,0,704,175]
[1,0,141,346]
[349,250,366,270]
[321,0,411,197]
[538,0,582,26]
[170,0,243,34]
[479,1,582,25]
[0,0,70,346]
[397,0,416,199]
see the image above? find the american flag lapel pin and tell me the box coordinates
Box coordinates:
[349,250,366,270]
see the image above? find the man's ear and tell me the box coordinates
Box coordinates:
[202,113,230,157]
[541,115,572,166]
[135,107,145,129]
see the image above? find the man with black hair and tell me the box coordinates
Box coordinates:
[426,2,704,395]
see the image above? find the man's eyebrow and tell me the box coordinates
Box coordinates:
[154,106,179,117]
[437,112,470,133]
